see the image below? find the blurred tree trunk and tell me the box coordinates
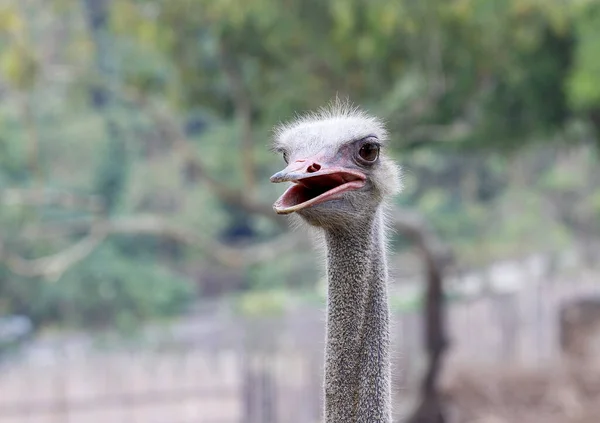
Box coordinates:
[12,3,41,182]
[81,0,127,214]
[81,0,114,109]
[217,39,256,194]
[406,258,447,423]
[393,211,451,423]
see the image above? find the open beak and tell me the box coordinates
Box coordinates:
[270,160,366,215]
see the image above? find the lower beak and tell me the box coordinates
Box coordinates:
[270,166,367,214]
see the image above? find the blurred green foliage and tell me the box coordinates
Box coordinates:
[0,243,195,331]
[0,0,598,329]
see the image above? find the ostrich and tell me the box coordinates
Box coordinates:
[270,101,401,422]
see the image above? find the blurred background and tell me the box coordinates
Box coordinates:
[0,0,599,422]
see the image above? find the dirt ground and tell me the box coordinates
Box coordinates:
[441,361,600,423]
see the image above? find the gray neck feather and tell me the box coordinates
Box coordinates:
[323,207,391,423]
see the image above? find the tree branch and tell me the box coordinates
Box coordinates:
[0,188,104,212]
[104,215,305,267]
[0,213,306,281]
[390,208,452,269]
[0,222,108,282]
[121,87,280,224]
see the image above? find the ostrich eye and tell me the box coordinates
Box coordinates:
[282,152,289,164]
[358,143,379,162]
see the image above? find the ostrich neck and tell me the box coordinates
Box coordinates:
[323,208,391,423]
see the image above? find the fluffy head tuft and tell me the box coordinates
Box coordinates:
[272,98,389,155]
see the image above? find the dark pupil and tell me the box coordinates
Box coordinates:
[359,143,379,161]
[283,152,289,163]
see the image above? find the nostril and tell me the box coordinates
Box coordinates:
[307,163,321,173]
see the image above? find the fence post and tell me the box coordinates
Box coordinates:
[240,319,279,423]
[493,294,517,362]
[55,348,69,423]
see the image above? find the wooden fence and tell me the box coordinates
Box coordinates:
[0,274,598,423]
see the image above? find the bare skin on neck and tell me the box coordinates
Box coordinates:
[270,100,401,422]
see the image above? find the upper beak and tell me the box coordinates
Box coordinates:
[270,156,367,184]
[270,159,319,183]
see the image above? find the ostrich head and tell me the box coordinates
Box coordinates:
[270,102,401,228]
